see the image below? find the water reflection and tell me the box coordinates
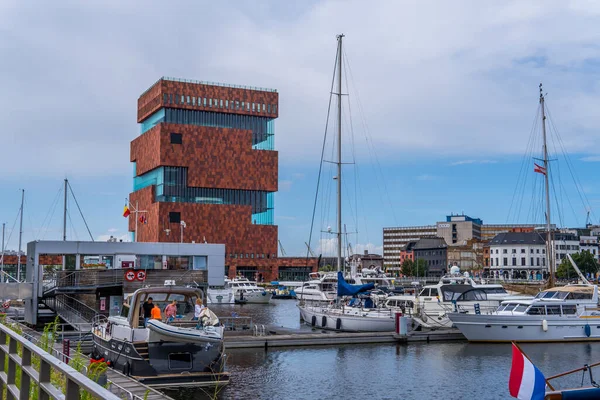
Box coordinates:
[167,300,600,399]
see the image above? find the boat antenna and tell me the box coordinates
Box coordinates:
[336,33,344,275]
[540,83,554,287]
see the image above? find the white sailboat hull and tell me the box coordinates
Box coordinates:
[298,304,405,332]
[448,313,600,342]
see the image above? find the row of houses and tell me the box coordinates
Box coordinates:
[383,213,600,278]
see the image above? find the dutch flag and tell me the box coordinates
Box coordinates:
[509,343,546,400]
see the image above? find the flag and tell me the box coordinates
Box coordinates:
[534,163,546,175]
[139,215,147,224]
[123,205,131,218]
[509,343,546,400]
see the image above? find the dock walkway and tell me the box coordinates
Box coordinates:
[106,369,170,400]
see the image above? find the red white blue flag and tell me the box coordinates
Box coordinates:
[509,343,546,400]
[534,163,546,175]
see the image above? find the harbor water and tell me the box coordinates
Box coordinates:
[172,300,600,400]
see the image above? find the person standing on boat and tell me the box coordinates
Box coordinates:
[151,303,161,321]
[193,298,205,321]
[142,297,154,327]
[164,300,178,324]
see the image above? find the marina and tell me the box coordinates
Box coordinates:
[3,3,600,399]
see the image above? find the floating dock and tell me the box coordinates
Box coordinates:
[224,326,465,349]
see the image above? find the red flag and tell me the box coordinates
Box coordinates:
[534,163,546,175]
[123,205,131,218]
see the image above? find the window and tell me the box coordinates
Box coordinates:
[163,93,168,104]
[490,258,494,266]
[138,255,162,270]
[187,96,190,104]
[521,249,526,253]
[521,257,526,266]
[242,102,245,110]
[193,256,207,270]
[181,95,185,104]
[220,100,223,108]
[226,100,228,108]
[263,104,266,112]
[495,258,499,266]
[203,98,207,106]
[170,133,182,144]
[512,258,516,266]
[527,306,546,315]
[503,249,507,254]
[169,212,181,224]
[252,103,255,112]
[167,256,191,270]
[530,257,534,266]
[209,99,212,107]
[268,104,271,113]
[192,97,196,106]
[503,258,508,266]
[274,105,277,114]
[247,103,250,111]
[512,249,516,254]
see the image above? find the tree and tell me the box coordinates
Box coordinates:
[556,251,599,279]
[400,258,429,277]
[400,259,414,276]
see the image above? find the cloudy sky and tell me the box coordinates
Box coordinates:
[2,0,600,256]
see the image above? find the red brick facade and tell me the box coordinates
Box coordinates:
[137,79,279,123]
[130,78,315,281]
[131,123,278,192]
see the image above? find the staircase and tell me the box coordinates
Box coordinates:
[133,342,149,361]
[43,294,97,331]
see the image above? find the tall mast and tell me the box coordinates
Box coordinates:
[17,189,24,282]
[336,34,344,273]
[540,83,554,287]
[63,178,68,241]
[1,222,5,283]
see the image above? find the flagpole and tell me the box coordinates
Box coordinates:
[135,201,138,243]
[512,341,555,391]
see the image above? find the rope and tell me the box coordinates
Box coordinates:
[37,184,63,240]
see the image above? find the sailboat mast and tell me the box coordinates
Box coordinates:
[539,83,554,287]
[63,178,68,241]
[17,189,24,282]
[336,34,344,274]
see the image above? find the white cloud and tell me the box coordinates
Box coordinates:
[450,159,498,166]
[580,156,600,162]
[279,180,293,192]
[3,1,600,178]
[353,243,383,255]
[416,174,437,181]
[107,228,118,233]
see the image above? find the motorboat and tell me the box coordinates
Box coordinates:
[91,284,228,388]
[384,268,528,329]
[448,284,600,342]
[226,276,272,304]
[207,284,234,304]
[294,272,338,302]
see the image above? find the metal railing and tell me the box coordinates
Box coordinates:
[0,321,120,400]
[44,295,97,331]
[220,316,252,331]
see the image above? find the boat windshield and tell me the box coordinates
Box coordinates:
[481,287,508,295]
[456,289,488,302]
[534,291,569,300]
[440,285,474,302]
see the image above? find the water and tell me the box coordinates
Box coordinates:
[171,300,600,400]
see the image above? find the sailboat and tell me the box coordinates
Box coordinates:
[297,35,410,333]
[448,85,600,342]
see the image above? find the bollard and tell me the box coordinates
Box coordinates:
[399,316,408,336]
[395,312,402,334]
[63,339,70,364]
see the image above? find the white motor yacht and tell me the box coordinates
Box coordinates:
[206,283,234,304]
[294,272,338,302]
[448,284,600,342]
[226,276,272,304]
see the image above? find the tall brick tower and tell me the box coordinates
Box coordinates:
[129,77,284,280]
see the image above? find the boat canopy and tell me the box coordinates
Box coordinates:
[337,271,375,297]
[455,289,489,302]
[439,284,475,302]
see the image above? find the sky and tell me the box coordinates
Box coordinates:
[2,0,600,257]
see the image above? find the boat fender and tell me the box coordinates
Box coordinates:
[585,324,591,338]
[542,319,548,332]
[336,318,342,330]
[322,316,327,327]
[311,315,316,327]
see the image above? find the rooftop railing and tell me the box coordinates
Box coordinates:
[140,76,277,97]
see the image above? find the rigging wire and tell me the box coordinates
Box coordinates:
[2,206,21,252]
[37,184,63,240]
[67,181,94,241]
[343,53,360,248]
[343,48,399,228]
[23,196,36,244]
[506,104,540,223]
[546,105,597,224]
[306,42,339,262]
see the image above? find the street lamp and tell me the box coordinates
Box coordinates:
[180,221,186,243]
